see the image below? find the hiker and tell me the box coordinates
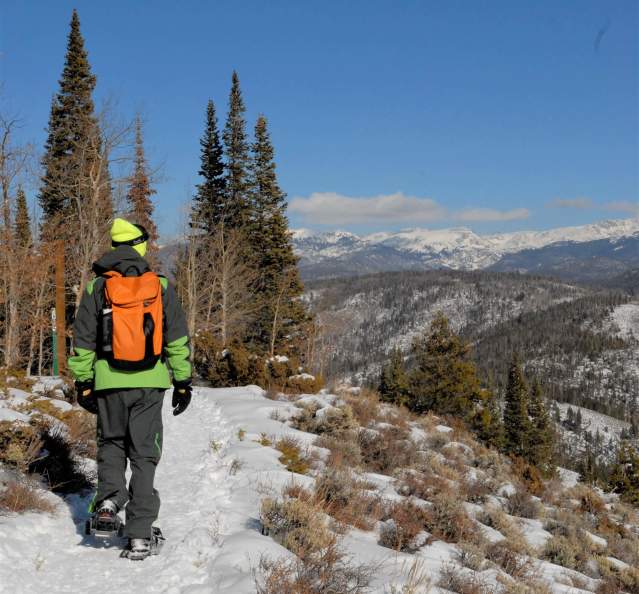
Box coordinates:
[68,218,192,560]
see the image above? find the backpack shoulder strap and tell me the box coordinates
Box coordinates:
[157,274,168,292]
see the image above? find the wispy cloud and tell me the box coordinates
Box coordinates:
[547,197,593,209]
[454,208,530,222]
[289,192,531,225]
[604,201,639,217]
[288,192,447,225]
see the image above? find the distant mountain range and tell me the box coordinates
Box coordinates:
[292,218,639,283]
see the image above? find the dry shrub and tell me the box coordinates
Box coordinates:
[253,544,374,594]
[497,576,552,594]
[0,420,42,471]
[422,493,480,544]
[596,563,639,594]
[260,496,332,559]
[456,542,487,571]
[314,468,382,531]
[460,475,493,505]
[478,506,531,555]
[358,425,417,475]
[504,488,541,519]
[485,541,533,580]
[396,468,451,500]
[0,480,55,514]
[275,437,312,475]
[315,434,361,468]
[510,457,545,497]
[341,388,381,428]
[380,500,429,552]
[291,403,357,439]
[437,563,496,594]
[607,531,639,568]
[542,535,580,570]
[62,409,97,459]
[570,485,606,516]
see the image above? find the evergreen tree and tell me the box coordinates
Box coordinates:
[13,186,31,250]
[407,313,483,417]
[527,380,555,474]
[609,442,639,505]
[126,116,158,257]
[38,9,99,226]
[472,389,505,450]
[379,347,409,405]
[191,100,226,232]
[503,353,531,458]
[222,71,251,228]
[247,114,306,352]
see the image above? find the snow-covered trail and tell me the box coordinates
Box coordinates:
[0,388,256,594]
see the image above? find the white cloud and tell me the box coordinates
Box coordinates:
[454,208,530,222]
[288,192,447,225]
[289,192,531,226]
[547,197,593,209]
[604,201,639,217]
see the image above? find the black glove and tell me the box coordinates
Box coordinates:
[172,379,192,416]
[75,379,98,414]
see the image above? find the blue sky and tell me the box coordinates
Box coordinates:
[2,0,637,238]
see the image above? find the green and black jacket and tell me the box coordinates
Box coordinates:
[68,246,192,390]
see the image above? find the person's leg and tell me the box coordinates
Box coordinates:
[95,391,129,510]
[124,388,164,539]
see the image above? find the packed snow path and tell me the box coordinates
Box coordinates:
[0,387,287,594]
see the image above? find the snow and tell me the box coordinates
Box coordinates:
[293,217,639,270]
[1,383,634,593]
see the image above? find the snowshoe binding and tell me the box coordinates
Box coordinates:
[85,500,123,538]
[120,527,165,561]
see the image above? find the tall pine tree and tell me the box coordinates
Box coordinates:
[126,116,158,257]
[503,354,531,458]
[13,186,31,250]
[407,313,483,417]
[247,115,305,353]
[527,380,555,474]
[222,71,251,229]
[191,100,226,232]
[609,442,639,505]
[379,347,409,405]
[39,9,100,227]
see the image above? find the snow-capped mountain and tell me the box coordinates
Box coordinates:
[293,218,639,280]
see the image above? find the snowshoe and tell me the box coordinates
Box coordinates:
[85,500,123,538]
[120,527,165,560]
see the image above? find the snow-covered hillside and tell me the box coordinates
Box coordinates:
[2,385,639,593]
[293,218,639,279]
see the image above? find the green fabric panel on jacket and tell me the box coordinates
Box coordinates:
[93,359,171,391]
[86,278,97,296]
[159,276,168,290]
[68,347,96,381]
[164,336,191,382]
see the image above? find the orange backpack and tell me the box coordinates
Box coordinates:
[100,270,163,371]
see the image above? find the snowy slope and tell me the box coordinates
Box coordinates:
[2,385,638,593]
[0,387,445,593]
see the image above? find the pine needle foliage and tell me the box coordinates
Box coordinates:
[503,354,532,459]
[407,312,483,417]
[191,100,226,232]
[223,71,251,229]
[38,9,100,225]
[13,187,31,250]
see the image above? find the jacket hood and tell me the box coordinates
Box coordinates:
[93,245,151,277]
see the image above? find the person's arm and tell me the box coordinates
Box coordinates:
[68,279,100,382]
[162,280,192,383]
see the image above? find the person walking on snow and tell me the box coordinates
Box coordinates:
[68,218,192,560]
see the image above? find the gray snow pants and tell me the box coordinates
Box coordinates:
[95,388,164,538]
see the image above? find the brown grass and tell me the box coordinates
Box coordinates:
[275,437,313,475]
[0,480,55,514]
